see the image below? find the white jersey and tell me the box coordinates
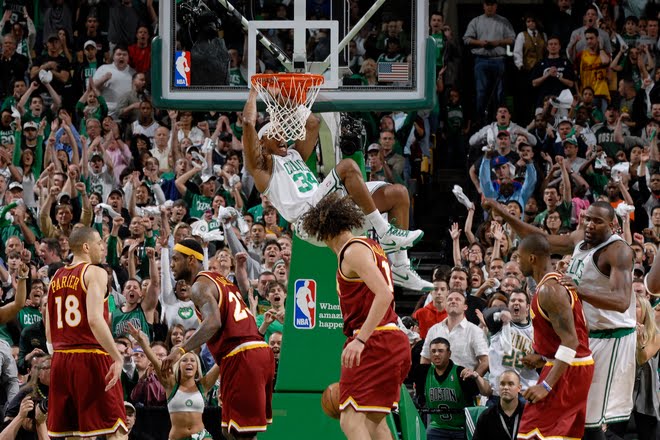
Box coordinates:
[263,149,320,223]
[488,321,538,394]
[566,234,636,330]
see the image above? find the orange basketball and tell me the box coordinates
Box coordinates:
[321,382,341,419]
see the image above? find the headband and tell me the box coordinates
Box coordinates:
[174,243,203,261]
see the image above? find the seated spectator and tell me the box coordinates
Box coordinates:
[415,337,491,439]
[473,371,525,440]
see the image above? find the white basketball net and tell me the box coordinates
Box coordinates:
[252,74,324,143]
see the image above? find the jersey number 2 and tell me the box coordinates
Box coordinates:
[54,295,82,328]
[228,291,252,322]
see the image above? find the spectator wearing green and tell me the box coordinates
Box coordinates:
[176,164,216,219]
[110,245,159,341]
[255,281,286,343]
[16,281,44,331]
[415,337,491,440]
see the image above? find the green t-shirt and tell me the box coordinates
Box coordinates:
[534,200,572,228]
[17,307,42,330]
[229,66,247,86]
[426,363,476,431]
[184,191,213,219]
[111,305,151,341]
[247,205,289,229]
[430,32,446,68]
[0,324,12,345]
[255,314,284,343]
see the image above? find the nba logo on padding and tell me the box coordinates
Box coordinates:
[174,51,191,87]
[294,279,316,329]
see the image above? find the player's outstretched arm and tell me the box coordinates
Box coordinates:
[483,198,581,255]
[647,250,660,295]
[524,282,578,403]
[181,279,222,354]
[242,88,261,174]
[563,242,633,312]
[85,265,124,391]
[341,243,394,368]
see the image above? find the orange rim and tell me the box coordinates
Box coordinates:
[251,73,324,104]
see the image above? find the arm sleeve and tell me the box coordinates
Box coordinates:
[159,246,177,306]
[106,235,120,267]
[479,157,498,199]
[513,33,524,69]
[520,163,538,201]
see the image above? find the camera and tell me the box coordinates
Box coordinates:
[338,113,366,156]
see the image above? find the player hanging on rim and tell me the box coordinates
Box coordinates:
[485,199,635,440]
[45,227,127,439]
[301,193,411,440]
[161,239,275,440]
[515,234,594,440]
[242,87,433,292]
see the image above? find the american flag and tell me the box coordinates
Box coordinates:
[377,62,410,82]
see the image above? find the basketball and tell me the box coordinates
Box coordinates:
[321,382,341,419]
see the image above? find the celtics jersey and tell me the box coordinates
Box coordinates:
[162,300,199,330]
[430,32,446,67]
[263,149,320,223]
[111,304,151,341]
[229,66,247,86]
[17,307,42,330]
[488,322,538,395]
[425,363,474,431]
[566,234,636,330]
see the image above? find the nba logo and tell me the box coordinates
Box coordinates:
[294,279,316,329]
[174,51,191,87]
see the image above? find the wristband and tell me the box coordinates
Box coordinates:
[541,380,552,392]
[178,346,186,355]
[554,345,576,364]
[355,337,367,345]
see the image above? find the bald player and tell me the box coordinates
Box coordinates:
[46,227,127,438]
[485,199,634,440]
[515,234,594,440]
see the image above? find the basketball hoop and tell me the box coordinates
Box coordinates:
[251,73,324,142]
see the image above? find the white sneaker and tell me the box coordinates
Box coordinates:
[378,225,424,253]
[391,263,434,292]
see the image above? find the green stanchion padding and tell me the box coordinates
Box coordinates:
[261,393,345,439]
[464,406,487,440]
[275,235,344,392]
[398,385,427,440]
[342,150,367,181]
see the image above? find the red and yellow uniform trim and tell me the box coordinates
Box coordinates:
[337,238,377,282]
[339,397,399,414]
[48,418,127,438]
[222,341,269,359]
[53,348,108,355]
[221,419,270,432]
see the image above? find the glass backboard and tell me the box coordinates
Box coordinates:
[151,0,435,112]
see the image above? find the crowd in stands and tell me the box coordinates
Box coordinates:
[0,0,659,439]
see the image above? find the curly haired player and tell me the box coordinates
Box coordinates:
[301,193,410,440]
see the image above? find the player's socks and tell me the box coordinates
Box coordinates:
[389,250,407,265]
[366,210,389,237]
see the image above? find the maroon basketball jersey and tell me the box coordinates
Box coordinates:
[336,237,398,337]
[530,272,591,359]
[194,271,263,362]
[48,262,107,350]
